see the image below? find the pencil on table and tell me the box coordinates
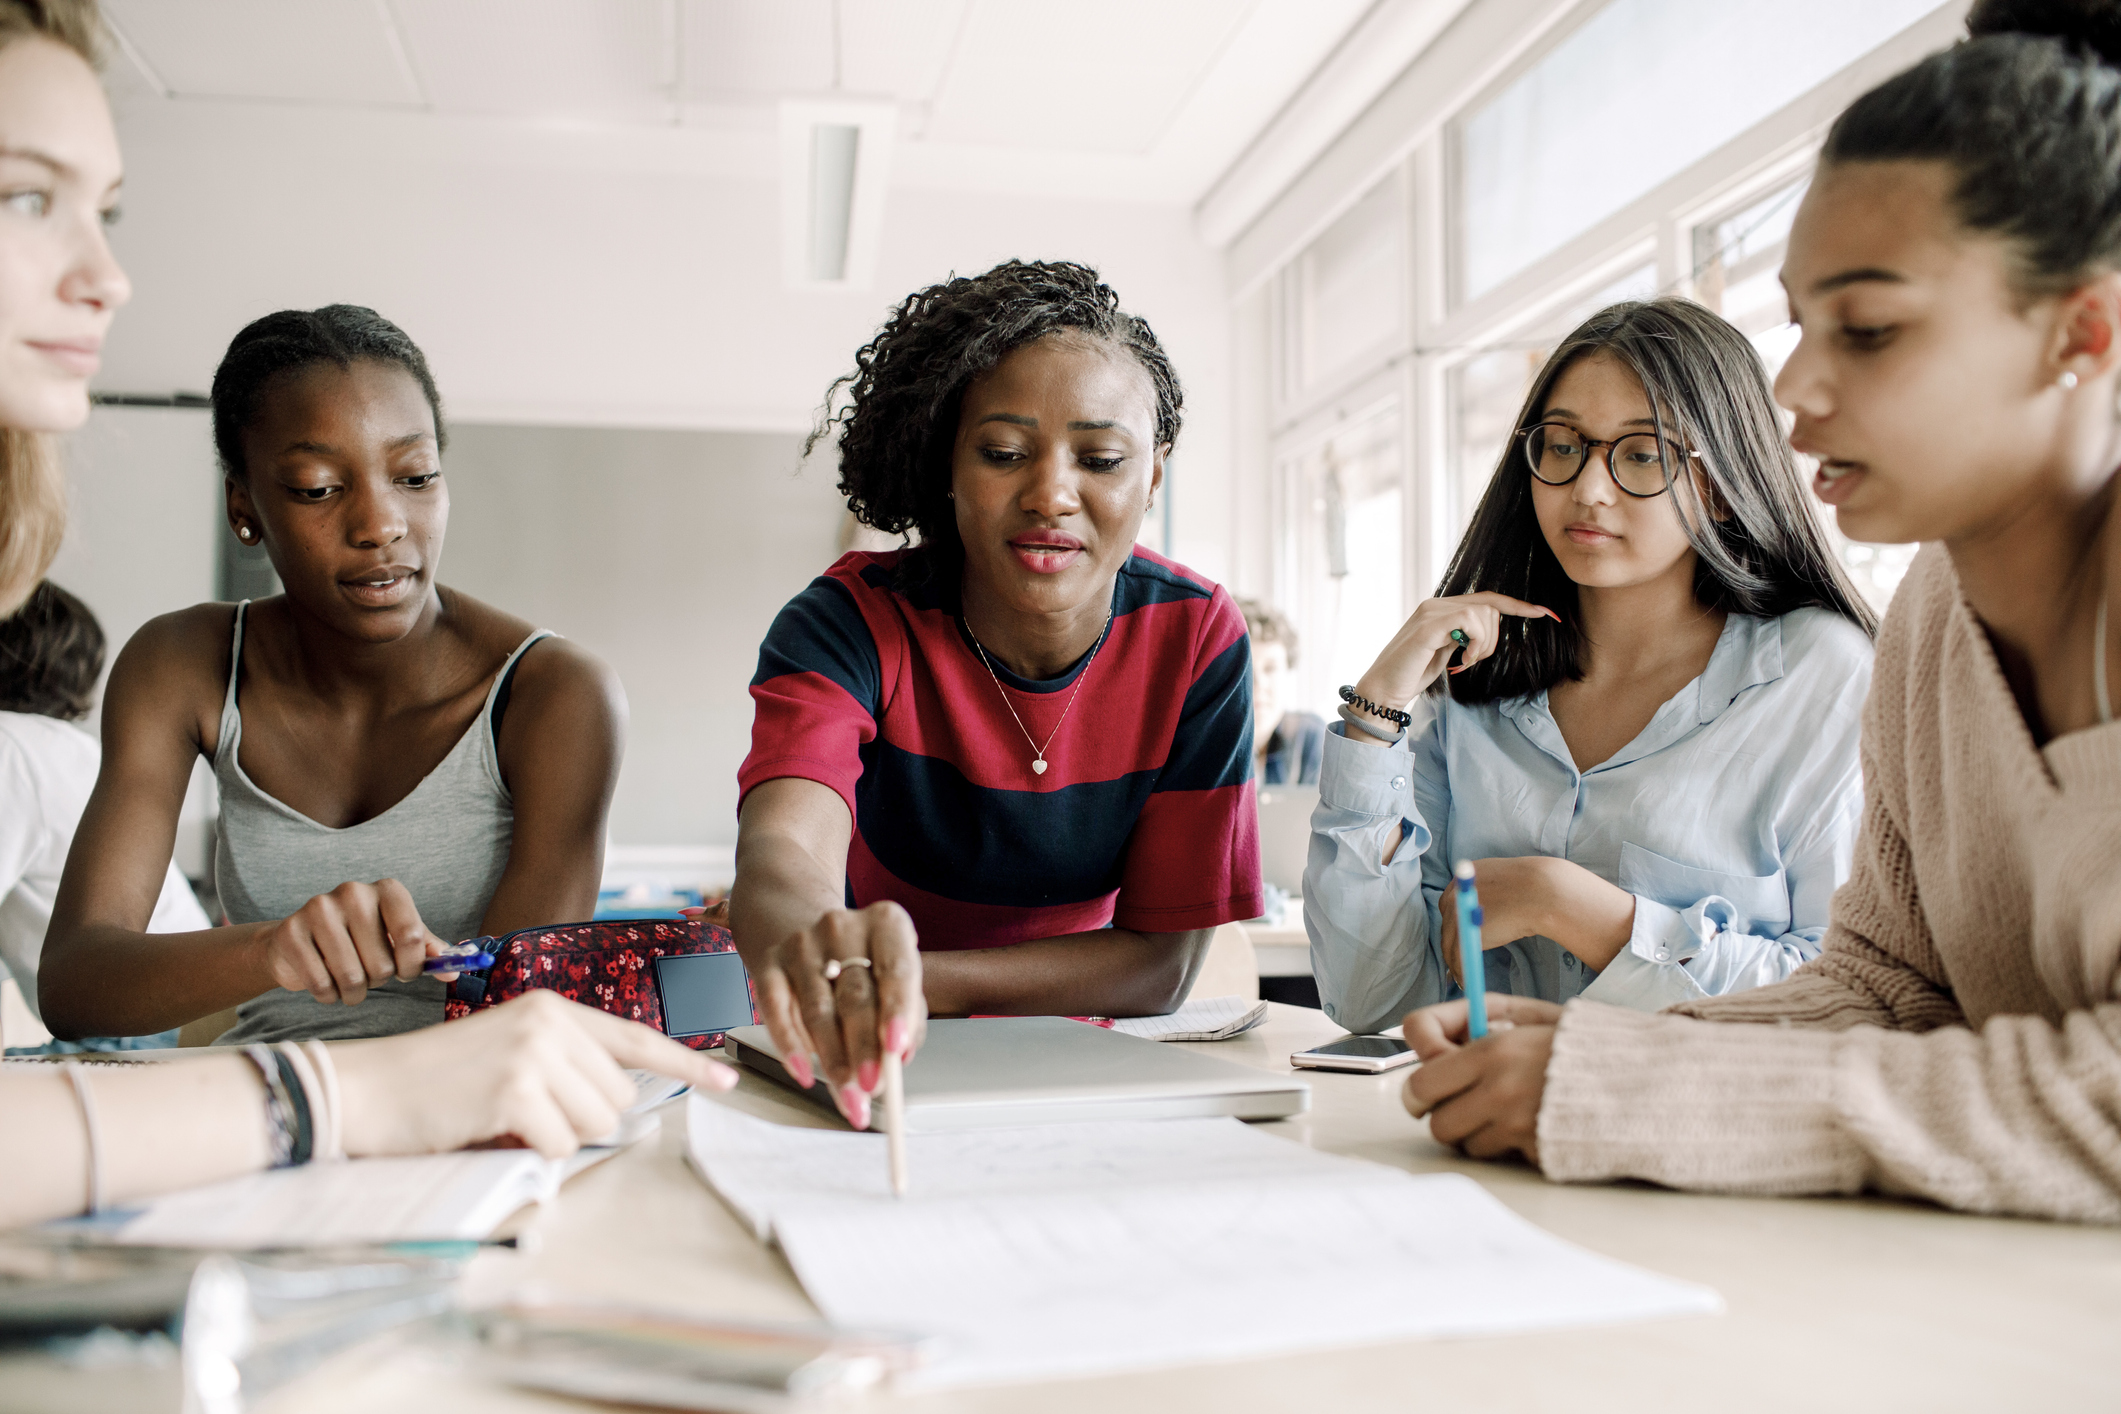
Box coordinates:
[882,1048,909,1197]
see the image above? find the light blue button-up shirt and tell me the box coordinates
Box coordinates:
[1304,608,1873,1033]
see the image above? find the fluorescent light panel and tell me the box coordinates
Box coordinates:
[809,123,860,281]
[779,99,896,290]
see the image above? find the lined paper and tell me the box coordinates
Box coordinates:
[686,1098,1720,1389]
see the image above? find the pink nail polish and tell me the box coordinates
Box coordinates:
[844,1086,870,1130]
[858,1059,880,1093]
[789,1053,815,1089]
[885,1017,909,1056]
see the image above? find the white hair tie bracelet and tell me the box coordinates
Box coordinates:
[61,1061,105,1216]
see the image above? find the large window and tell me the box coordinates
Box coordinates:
[1283,175,1407,405]
[1690,173,1919,614]
[1251,0,1960,660]
[1279,404,1404,717]
[1692,177,1807,365]
[1456,0,1945,301]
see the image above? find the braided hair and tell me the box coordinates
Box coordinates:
[807,260,1182,588]
[210,305,446,481]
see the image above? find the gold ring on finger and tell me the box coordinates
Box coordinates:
[822,957,873,982]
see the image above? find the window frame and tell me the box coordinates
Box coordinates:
[1251,0,1965,631]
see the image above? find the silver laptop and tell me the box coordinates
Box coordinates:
[723,1017,1309,1131]
[1256,784,1320,895]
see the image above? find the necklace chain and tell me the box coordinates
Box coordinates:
[964,614,1112,775]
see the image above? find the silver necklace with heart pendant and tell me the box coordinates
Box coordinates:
[964,612,1113,776]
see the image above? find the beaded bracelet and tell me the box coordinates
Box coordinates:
[243,1045,313,1168]
[1338,684,1412,728]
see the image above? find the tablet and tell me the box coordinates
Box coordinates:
[651,951,754,1040]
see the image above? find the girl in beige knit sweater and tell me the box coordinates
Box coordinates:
[1399,0,2121,1225]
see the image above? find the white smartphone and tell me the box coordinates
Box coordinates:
[1290,1035,1418,1074]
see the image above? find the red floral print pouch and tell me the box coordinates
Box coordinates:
[443,918,755,1051]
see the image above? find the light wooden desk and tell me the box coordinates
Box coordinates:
[258,1005,2119,1411]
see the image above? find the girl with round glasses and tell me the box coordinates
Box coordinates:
[1399,0,2121,1225]
[1308,297,1877,1033]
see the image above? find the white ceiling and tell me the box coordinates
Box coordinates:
[100,0,1386,202]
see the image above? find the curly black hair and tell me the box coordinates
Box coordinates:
[210,305,446,481]
[807,260,1183,588]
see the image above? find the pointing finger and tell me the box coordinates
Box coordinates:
[1469,592,1562,621]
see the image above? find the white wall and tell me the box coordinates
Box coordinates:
[49,406,219,670]
[98,98,1236,582]
[46,404,221,873]
[438,423,836,848]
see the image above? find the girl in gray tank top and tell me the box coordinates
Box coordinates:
[36,307,625,1050]
[215,604,552,1044]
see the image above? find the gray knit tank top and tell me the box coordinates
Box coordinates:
[213,602,552,1044]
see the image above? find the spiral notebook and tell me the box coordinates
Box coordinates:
[1108,996,1268,1042]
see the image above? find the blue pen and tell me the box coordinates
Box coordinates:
[423,940,496,975]
[1453,860,1488,1039]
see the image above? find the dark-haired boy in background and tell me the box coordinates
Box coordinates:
[0,582,209,1052]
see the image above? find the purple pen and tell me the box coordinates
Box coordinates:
[423,941,496,974]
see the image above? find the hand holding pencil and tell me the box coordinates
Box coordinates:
[1452,860,1488,1039]
[1395,991,1562,1165]
[739,901,927,1134]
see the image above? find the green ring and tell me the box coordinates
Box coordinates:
[1449,629,1470,647]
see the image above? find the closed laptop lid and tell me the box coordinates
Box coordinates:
[725,1017,1308,1124]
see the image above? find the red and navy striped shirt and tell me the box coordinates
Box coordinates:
[740,548,1262,950]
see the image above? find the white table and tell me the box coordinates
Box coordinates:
[55,1004,2121,1411]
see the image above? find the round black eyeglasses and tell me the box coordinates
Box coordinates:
[1518,421,1698,499]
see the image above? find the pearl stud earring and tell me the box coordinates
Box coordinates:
[236,525,255,542]
[2060,370,2080,390]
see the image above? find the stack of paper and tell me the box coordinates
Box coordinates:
[1109,996,1268,1042]
[686,1098,1720,1390]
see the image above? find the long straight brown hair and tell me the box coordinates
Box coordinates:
[0,0,107,617]
[1437,297,1876,706]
